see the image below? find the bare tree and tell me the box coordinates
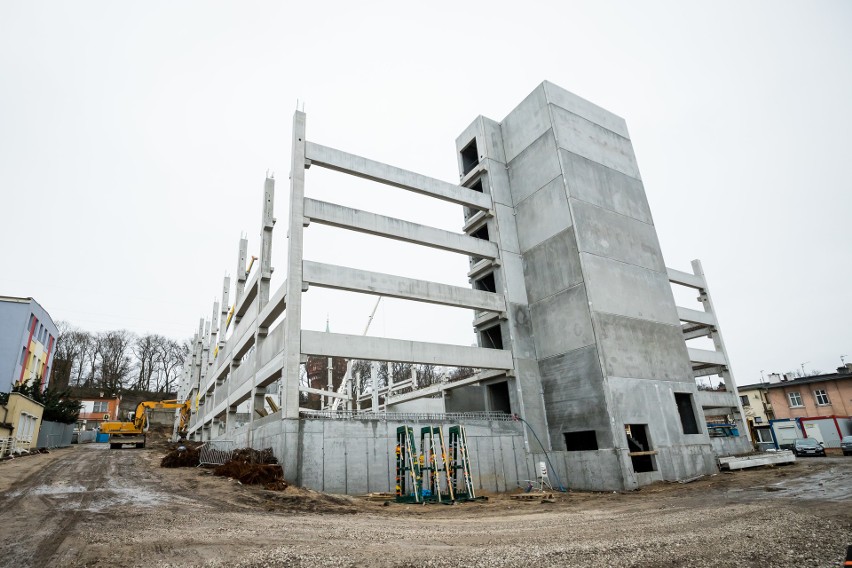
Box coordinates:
[132,334,160,391]
[97,330,134,391]
[156,338,188,393]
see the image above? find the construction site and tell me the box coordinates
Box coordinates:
[2,81,851,568]
[177,81,753,494]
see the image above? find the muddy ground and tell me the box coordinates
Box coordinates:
[0,443,849,568]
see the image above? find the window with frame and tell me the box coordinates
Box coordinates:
[814,389,830,406]
[755,428,774,444]
[787,391,803,407]
[739,395,749,406]
[92,401,109,413]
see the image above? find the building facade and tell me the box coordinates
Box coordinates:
[0,392,45,454]
[0,296,58,394]
[76,395,121,430]
[739,366,852,450]
[763,366,851,420]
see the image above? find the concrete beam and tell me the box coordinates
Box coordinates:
[667,267,705,290]
[688,348,727,367]
[305,142,491,210]
[258,282,287,329]
[301,330,514,369]
[693,365,725,378]
[302,261,506,312]
[300,386,349,399]
[234,271,259,318]
[304,199,498,259]
[387,369,506,406]
[233,319,257,359]
[677,307,716,327]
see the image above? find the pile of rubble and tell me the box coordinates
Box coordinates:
[159,443,286,490]
[160,441,203,468]
[213,447,286,490]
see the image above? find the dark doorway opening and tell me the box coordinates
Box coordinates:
[625,424,655,473]
[674,393,700,434]
[487,381,511,414]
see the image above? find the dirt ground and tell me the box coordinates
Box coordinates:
[0,443,849,568]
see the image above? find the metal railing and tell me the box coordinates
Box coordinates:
[198,439,238,466]
[299,410,516,422]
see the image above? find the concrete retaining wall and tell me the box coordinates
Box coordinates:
[225,417,531,495]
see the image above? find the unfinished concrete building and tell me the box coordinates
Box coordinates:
[178,81,751,492]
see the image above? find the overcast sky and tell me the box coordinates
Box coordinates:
[1,1,850,387]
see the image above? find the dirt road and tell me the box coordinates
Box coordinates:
[0,443,849,568]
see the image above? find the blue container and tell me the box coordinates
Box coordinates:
[96,432,110,443]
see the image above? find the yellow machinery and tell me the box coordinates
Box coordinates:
[101,399,191,449]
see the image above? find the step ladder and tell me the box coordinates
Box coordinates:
[419,426,454,503]
[395,426,421,503]
[448,425,477,501]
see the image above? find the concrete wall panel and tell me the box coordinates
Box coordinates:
[530,284,595,359]
[543,81,630,139]
[507,130,561,206]
[508,303,537,361]
[493,202,521,254]
[595,313,694,381]
[500,84,549,163]
[550,105,641,180]
[583,254,680,326]
[522,230,583,305]
[501,253,529,305]
[571,200,666,273]
[515,177,571,253]
[560,150,652,224]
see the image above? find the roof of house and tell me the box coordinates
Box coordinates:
[738,369,852,391]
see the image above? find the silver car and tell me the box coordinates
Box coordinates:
[841,435,852,456]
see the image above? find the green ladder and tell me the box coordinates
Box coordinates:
[419,426,454,503]
[395,426,421,503]
[448,425,478,501]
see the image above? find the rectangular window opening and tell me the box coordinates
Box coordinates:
[814,389,830,405]
[675,393,700,435]
[461,140,479,176]
[739,395,749,406]
[468,178,483,193]
[473,272,496,293]
[486,381,511,413]
[564,430,598,451]
[479,325,503,350]
[625,424,656,473]
[470,224,489,241]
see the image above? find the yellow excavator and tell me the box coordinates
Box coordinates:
[101,399,191,449]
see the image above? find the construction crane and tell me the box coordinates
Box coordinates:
[330,297,381,411]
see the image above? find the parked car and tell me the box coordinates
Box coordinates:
[793,438,826,457]
[841,435,852,456]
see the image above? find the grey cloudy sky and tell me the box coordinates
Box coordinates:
[1,1,850,387]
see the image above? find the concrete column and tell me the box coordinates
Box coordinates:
[282,111,307,419]
[234,237,248,325]
[259,176,275,308]
[371,361,379,412]
[252,387,267,417]
[692,259,751,442]
[218,276,230,354]
[224,405,238,432]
